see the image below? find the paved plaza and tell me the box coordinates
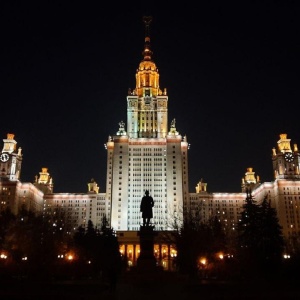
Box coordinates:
[1,272,300,300]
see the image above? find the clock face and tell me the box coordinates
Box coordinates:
[0,153,9,162]
[284,152,294,163]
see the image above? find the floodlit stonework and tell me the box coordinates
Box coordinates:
[1,19,300,265]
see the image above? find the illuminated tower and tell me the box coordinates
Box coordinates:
[105,17,190,231]
[33,167,54,194]
[0,133,23,181]
[272,133,300,180]
[270,133,300,238]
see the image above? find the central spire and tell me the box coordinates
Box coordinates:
[142,16,153,61]
[126,16,168,139]
[132,16,163,98]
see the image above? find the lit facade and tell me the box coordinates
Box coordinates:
[104,18,189,230]
[1,19,300,262]
[0,134,44,215]
[189,133,300,241]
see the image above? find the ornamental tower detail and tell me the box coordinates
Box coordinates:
[127,16,168,139]
[105,17,189,231]
[0,133,22,181]
[272,133,300,179]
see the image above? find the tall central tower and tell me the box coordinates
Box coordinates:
[127,16,168,139]
[105,17,190,231]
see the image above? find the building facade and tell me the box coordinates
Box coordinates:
[1,19,300,264]
[105,16,189,231]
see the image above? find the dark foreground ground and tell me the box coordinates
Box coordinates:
[1,271,300,300]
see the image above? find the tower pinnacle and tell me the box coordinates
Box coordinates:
[142,16,153,61]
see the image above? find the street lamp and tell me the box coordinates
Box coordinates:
[200,257,207,266]
[67,254,73,261]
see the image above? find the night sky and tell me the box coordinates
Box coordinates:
[1,2,299,193]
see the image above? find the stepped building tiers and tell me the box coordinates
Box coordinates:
[105,16,189,232]
[1,18,300,267]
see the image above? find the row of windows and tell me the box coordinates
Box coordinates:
[130,148,164,152]
[130,164,165,168]
[130,146,163,152]
[283,192,300,195]
[130,152,166,156]
[284,198,300,202]
[54,200,88,204]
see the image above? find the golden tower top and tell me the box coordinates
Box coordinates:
[277,133,292,152]
[130,16,165,98]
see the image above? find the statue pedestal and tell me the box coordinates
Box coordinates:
[136,225,157,271]
[126,225,178,284]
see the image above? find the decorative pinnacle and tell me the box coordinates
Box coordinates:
[142,16,153,60]
[143,16,152,37]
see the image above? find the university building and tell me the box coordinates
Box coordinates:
[1,17,300,266]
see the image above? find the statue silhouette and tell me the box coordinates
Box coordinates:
[140,190,154,226]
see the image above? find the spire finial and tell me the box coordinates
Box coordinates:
[142,16,153,60]
[143,16,152,38]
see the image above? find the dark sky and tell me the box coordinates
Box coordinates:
[1,2,299,193]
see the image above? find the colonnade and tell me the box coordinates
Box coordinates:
[119,243,177,271]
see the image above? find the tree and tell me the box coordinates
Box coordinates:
[72,216,122,280]
[2,205,71,279]
[99,216,122,287]
[209,215,227,255]
[0,208,15,250]
[237,189,284,277]
[167,204,229,279]
[258,195,284,269]
[237,189,262,275]
[175,214,207,277]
